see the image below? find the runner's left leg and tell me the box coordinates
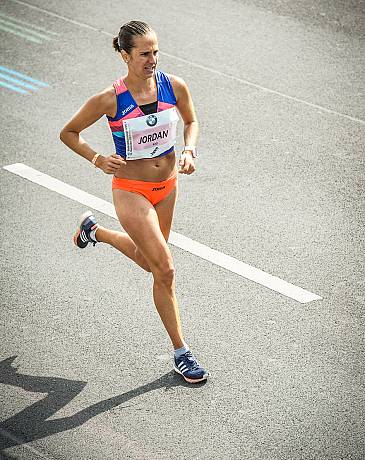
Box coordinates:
[113,187,184,349]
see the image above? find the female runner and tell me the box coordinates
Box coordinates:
[60,21,208,383]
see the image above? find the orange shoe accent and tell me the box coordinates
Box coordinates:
[112,173,177,205]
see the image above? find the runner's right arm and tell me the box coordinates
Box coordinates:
[60,89,126,174]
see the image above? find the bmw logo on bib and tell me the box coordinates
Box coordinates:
[146,114,158,127]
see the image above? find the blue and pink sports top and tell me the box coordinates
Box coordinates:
[107,70,178,160]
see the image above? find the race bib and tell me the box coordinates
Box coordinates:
[123,107,179,160]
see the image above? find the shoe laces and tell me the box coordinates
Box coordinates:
[181,351,200,370]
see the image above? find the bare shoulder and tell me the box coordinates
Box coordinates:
[89,85,116,117]
[168,74,186,86]
[167,74,190,100]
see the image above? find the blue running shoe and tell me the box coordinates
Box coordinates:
[73,211,99,248]
[174,351,209,383]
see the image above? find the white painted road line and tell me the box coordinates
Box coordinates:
[3,163,322,304]
[169,232,322,303]
[9,0,365,126]
[4,163,117,217]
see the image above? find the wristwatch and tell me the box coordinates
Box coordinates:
[183,145,198,158]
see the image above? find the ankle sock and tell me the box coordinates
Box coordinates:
[174,344,190,358]
[89,225,99,242]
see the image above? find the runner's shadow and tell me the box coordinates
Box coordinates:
[0,355,201,451]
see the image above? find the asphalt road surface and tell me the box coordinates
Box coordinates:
[0,1,364,459]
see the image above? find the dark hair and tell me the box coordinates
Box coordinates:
[112,21,153,54]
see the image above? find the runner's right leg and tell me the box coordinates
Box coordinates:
[73,211,151,271]
[95,226,151,272]
[74,185,178,272]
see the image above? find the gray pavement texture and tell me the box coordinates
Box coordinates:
[0,0,364,459]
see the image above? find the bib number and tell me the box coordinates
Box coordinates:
[123,108,179,160]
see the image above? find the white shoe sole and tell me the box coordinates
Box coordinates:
[79,210,94,227]
[174,366,209,384]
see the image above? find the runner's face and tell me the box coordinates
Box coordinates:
[128,32,159,78]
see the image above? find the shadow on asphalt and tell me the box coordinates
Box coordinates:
[0,355,205,452]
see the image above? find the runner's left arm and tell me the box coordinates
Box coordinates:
[171,75,199,175]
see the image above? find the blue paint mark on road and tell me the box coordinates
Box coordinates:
[0,66,49,86]
[0,80,28,94]
[0,72,39,90]
[0,66,49,94]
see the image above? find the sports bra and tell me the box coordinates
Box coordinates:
[139,101,158,115]
[107,70,178,160]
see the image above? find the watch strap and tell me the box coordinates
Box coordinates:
[183,145,197,158]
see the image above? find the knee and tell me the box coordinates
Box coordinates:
[152,263,175,286]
